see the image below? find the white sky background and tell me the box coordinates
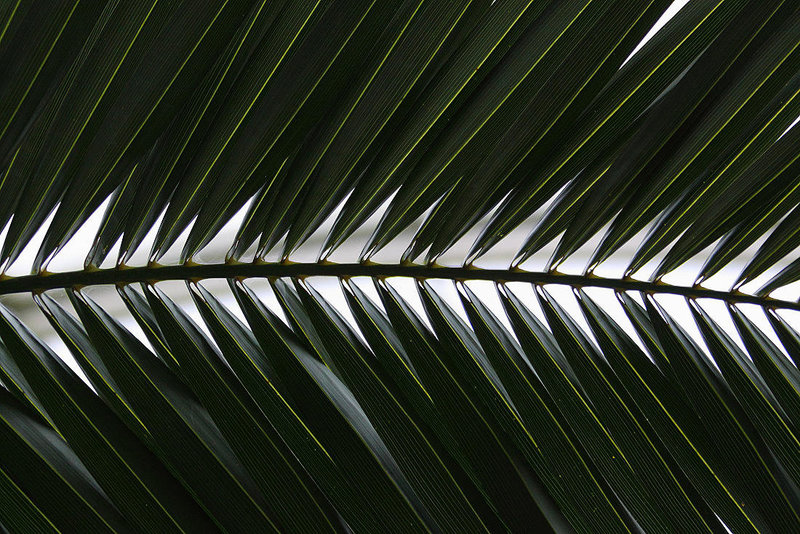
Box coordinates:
[3,0,800,381]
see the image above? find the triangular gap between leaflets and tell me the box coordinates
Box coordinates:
[384,277,434,333]
[326,189,399,265]
[289,190,353,264]
[694,298,748,355]
[193,193,258,265]
[196,278,249,326]
[589,218,655,280]
[239,278,291,329]
[56,283,163,373]
[97,236,123,270]
[651,293,715,364]
[628,230,688,284]
[304,276,370,349]
[0,218,11,272]
[740,205,800,297]
[25,309,95,393]
[621,0,690,67]
[149,279,220,353]
[698,229,777,292]
[551,220,616,276]
[503,282,548,325]
[780,113,800,139]
[745,242,800,301]
[368,195,446,264]
[434,192,511,267]
[508,181,599,273]
[658,235,720,289]
[768,280,800,304]
[44,196,113,273]
[349,277,386,315]
[736,303,792,361]
[82,284,158,352]
[623,290,646,309]
[368,193,444,265]
[618,290,668,366]
[122,205,168,267]
[424,279,472,327]
[152,215,197,266]
[463,280,518,343]
[472,193,559,271]
[232,238,260,265]
[3,204,57,277]
[514,231,564,274]
[510,177,581,273]
[540,284,603,354]
[778,309,800,331]
[774,308,800,358]
[582,286,650,355]
[0,284,90,386]
[504,182,571,270]
[260,233,288,264]
[736,204,800,297]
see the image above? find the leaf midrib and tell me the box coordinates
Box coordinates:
[0,261,793,311]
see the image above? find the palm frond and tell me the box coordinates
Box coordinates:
[2,1,800,532]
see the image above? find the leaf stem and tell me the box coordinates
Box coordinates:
[0,262,795,311]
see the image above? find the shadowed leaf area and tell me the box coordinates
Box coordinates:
[0,1,800,532]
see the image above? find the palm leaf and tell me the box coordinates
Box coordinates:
[1,1,800,532]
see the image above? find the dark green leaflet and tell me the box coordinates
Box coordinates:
[1,2,800,532]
